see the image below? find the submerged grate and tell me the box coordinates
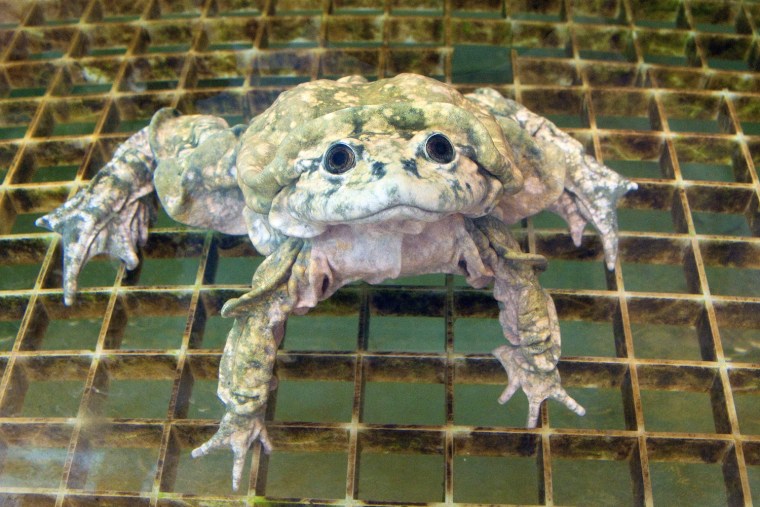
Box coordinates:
[1,0,760,505]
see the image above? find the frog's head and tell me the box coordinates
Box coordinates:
[237,76,523,238]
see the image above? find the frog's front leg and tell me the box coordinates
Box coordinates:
[470,216,584,427]
[467,88,636,270]
[36,127,155,304]
[510,104,637,270]
[191,237,306,491]
[37,109,245,304]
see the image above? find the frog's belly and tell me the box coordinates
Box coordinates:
[294,215,493,311]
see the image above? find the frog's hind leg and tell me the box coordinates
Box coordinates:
[467,216,585,427]
[191,237,308,491]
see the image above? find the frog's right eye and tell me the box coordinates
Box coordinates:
[323,143,356,174]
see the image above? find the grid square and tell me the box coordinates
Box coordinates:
[2,62,56,98]
[454,455,539,504]
[640,390,716,433]
[186,378,225,420]
[549,386,626,430]
[0,100,39,141]
[363,381,445,425]
[454,383,528,427]
[730,369,760,435]
[720,325,760,363]
[83,447,158,491]
[70,425,163,494]
[553,458,635,506]
[99,0,149,22]
[637,365,722,433]
[622,262,690,293]
[41,317,101,350]
[21,379,84,417]
[0,319,20,351]
[706,265,760,297]
[559,319,617,357]
[540,259,609,290]
[631,322,702,360]
[0,262,40,290]
[212,255,262,285]
[453,317,504,354]
[368,315,445,352]
[637,30,693,67]
[36,98,107,138]
[274,379,354,423]
[650,461,728,506]
[358,452,443,503]
[196,314,231,349]
[0,444,68,488]
[10,357,90,417]
[101,379,173,419]
[748,465,760,506]
[193,54,248,89]
[264,451,347,499]
[120,315,187,350]
[284,314,358,351]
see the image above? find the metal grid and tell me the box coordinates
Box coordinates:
[1,0,760,505]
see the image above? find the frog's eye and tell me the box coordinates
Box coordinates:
[425,133,455,164]
[323,143,356,174]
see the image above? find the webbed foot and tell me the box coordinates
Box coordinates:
[36,129,155,304]
[557,153,638,270]
[191,412,273,491]
[493,344,585,427]
[36,190,153,305]
[506,105,637,270]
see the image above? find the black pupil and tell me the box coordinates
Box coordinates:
[331,150,347,167]
[426,134,454,163]
[325,145,355,173]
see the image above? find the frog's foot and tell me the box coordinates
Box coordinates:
[36,129,155,305]
[191,412,273,491]
[556,154,637,270]
[36,193,154,305]
[493,344,585,427]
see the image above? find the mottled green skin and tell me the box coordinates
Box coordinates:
[38,73,634,491]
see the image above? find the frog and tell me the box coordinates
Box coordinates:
[37,73,636,491]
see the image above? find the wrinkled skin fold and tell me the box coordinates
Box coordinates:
[37,73,634,491]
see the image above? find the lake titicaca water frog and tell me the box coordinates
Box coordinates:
[38,73,635,490]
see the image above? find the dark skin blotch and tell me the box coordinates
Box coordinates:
[371,161,386,179]
[385,107,427,132]
[350,115,364,138]
[401,159,421,178]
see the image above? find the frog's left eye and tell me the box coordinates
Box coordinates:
[425,133,455,164]
[324,143,356,174]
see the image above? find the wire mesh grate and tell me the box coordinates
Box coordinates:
[1,0,760,505]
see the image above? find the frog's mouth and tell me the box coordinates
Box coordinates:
[268,203,453,238]
[346,204,447,224]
